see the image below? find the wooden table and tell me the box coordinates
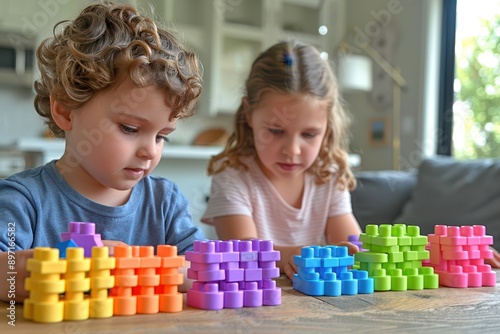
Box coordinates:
[2,271,499,334]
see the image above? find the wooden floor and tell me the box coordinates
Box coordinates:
[2,270,499,334]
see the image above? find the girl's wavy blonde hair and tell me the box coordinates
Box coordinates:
[34,1,202,138]
[208,40,356,191]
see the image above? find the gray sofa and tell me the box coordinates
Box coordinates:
[350,156,500,250]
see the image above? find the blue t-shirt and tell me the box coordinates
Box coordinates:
[0,161,205,254]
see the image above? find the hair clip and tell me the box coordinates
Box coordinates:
[281,49,294,66]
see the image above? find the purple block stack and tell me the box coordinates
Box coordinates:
[186,239,281,310]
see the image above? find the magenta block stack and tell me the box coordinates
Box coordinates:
[185,239,281,310]
[423,225,496,287]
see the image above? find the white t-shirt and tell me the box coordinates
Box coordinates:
[201,157,352,246]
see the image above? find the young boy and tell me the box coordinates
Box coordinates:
[0,2,205,302]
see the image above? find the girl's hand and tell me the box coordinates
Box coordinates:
[485,247,500,268]
[102,240,128,256]
[335,241,360,255]
[283,254,298,281]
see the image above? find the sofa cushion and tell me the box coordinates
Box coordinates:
[351,170,417,229]
[395,156,500,250]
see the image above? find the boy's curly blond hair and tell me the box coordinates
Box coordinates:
[34,1,202,138]
[208,40,355,191]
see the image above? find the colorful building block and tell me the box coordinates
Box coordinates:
[156,245,185,312]
[110,245,140,315]
[63,247,91,320]
[135,246,161,314]
[54,239,79,258]
[24,248,67,323]
[423,224,496,287]
[61,222,103,257]
[24,242,187,324]
[354,224,439,291]
[186,239,281,310]
[293,245,374,296]
[89,246,115,318]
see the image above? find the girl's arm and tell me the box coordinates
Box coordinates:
[213,215,258,241]
[325,213,362,254]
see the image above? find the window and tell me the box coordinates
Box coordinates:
[440,0,500,159]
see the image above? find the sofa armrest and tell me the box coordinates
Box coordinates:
[351,170,417,230]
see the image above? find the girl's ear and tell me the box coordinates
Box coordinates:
[50,95,72,131]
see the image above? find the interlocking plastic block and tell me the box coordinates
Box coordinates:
[388,269,407,291]
[135,246,161,314]
[352,270,375,294]
[61,222,103,257]
[355,251,388,263]
[392,224,412,246]
[243,282,263,307]
[54,239,79,258]
[323,272,341,296]
[258,240,281,262]
[357,224,434,291]
[156,245,184,313]
[425,224,496,288]
[293,272,324,296]
[262,279,282,305]
[339,272,358,295]
[64,247,90,320]
[371,224,398,246]
[348,234,363,251]
[187,239,281,310]
[293,245,373,296]
[187,282,224,310]
[111,245,139,315]
[372,268,391,291]
[89,246,115,319]
[221,282,244,308]
[24,248,67,323]
[418,267,439,289]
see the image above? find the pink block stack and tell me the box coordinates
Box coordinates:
[423,225,496,287]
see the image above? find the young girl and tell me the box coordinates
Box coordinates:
[202,40,362,280]
[0,2,205,302]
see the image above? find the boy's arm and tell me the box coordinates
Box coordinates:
[0,249,34,303]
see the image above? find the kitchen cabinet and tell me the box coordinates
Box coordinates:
[145,0,342,115]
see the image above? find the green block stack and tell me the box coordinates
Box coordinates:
[354,224,439,291]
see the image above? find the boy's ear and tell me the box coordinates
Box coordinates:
[50,95,72,131]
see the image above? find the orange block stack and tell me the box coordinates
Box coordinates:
[156,245,185,312]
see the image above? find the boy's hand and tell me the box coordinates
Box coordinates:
[102,240,128,256]
[1,249,34,303]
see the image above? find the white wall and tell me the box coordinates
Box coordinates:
[342,0,441,171]
[1,0,443,171]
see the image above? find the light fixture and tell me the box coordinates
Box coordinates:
[338,53,373,92]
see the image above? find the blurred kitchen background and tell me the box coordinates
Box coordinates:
[0,0,443,238]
